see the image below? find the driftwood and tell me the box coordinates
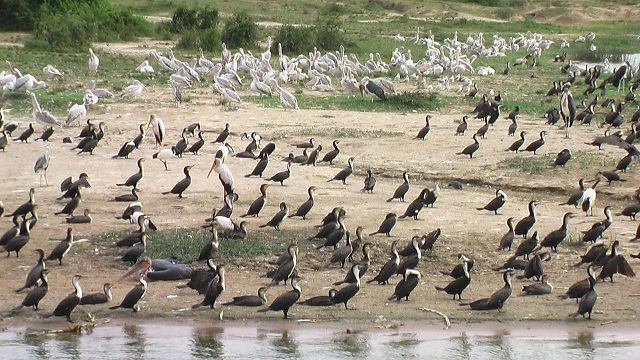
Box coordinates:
[420,308,451,330]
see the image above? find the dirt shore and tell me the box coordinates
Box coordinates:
[0,83,638,328]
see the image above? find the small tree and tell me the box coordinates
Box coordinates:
[221,11,257,49]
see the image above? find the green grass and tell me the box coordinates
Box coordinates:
[245,91,442,112]
[94,227,317,263]
[497,150,616,174]
[269,126,404,139]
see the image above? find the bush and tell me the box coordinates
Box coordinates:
[26,0,151,50]
[314,16,348,51]
[0,0,40,31]
[170,4,219,33]
[221,11,258,49]
[273,25,316,54]
[200,27,222,52]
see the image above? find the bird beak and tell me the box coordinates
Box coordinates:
[147,115,153,128]
[207,161,215,178]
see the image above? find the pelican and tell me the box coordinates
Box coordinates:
[208,157,234,196]
[213,83,242,104]
[269,78,299,110]
[147,114,165,147]
[43,65,63,79]
[28,91,61,128]
[34,144,50,186]
[65,99,87,127]
[82,90,99,106]
[11,74,47,92]
[85,80,114,98]
[88,48,99,73]
[149,49,174,71]
[135,60,154,73]
[250,69,272,97]
[120,80,146,99]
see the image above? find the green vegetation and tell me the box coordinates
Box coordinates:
[245,91,442,113]
[269,126,405,140]
[497,150,616,174]
[94,227,316,263]
[8,0,152,50]
[221,12,259,49]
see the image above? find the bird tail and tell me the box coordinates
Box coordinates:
[176,284,190,289]
[369,232,378,236]
[558,294,570,300]
[398,214,408,219]
[316,244,325,250]
[439,271,451,276]
[476,207,486,211]
[366,278,376,284]
[14,286,26,293]
[333,281,345,286]
[109,305,120,310]
[434,286,445,291]
[257,308,269,313]
[387,294,398,301]
[116,183,126,187]
[569,312,579,318]
[386,198,394,202]
[12,305,24,312]
[258,224,268,228]
[191,303,203,310]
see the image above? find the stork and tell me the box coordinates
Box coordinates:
[560,84,576,138]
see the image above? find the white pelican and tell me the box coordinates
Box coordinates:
[589,44,597,52]
[83,90,99,106]
[120,80,146,99]
[86,80,114,98]
[88,48,99,73]
[28,91,61,128]
[213,83,242,104]
[152,146,177,171]
[269,78,298,110]
[65,99,87,127]
[149,50,174,71]
[11,74,47,92]
[135,60,154,73]
[208,157,234,196]
[147,114,165,147]
[34,144,50,186]
[43,65,63,79]
[250,70,272,97]
[198,48,215,69]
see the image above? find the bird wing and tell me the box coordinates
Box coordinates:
[615,255,636,277]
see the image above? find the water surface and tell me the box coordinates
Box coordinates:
[1,322,638,359]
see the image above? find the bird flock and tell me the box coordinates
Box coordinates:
[0,27,639,325]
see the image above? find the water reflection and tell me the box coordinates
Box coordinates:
[333,332,370,356]
[270,330,299,357]
[24,332,50,358]
[191,327,224,358]
[123,324,145,356]
[54,333,81,360]
[1,324,640,359]
[478,330,514,360]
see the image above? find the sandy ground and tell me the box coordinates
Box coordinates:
[0,78,639,329]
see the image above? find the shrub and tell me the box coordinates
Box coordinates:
[221,11,258,49]
[170,4,219,33]
[200,27,222,52]
[26,0,151,50]
[314,16,348,51]
[273,25,315,54]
